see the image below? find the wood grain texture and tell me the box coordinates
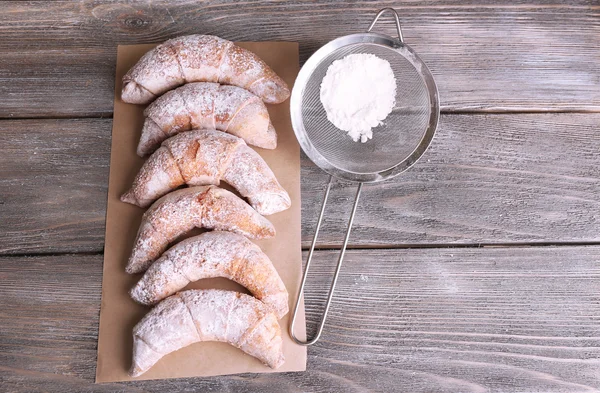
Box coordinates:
[1,248,599,392]
[0,119,110,254]
[303,112,600,247]
[1,1,598,391]
[1,113,599,254]
[0,1,598,117]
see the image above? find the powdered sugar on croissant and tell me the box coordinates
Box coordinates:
[139,82,277,156]
[121,129,291,215]
[131,231,289,319]
[122,35,289,105]
[126,186,275,274]
[130,289,285,377]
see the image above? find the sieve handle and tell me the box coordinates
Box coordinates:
[289,176,363,346]
[367,7,404,43]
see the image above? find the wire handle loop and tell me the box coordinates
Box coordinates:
[289,176,363,345]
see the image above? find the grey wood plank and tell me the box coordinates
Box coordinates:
[305,112,600,247]
[0,1,598,117]
[2,113,600,254]
[0,119,110,254]
[1,247,599,392]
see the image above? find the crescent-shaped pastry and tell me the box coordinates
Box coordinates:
[121,129,291,215]
[126,186,275,274]
[139,82,277,156]
[130,289,284,377]
[122,35,290,105]
[130,231,289,319]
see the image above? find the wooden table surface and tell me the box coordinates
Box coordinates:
[1,1,599,392]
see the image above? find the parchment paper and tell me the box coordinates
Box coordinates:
[96,42,306,383]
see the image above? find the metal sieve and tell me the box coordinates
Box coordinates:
[289,8,440,345]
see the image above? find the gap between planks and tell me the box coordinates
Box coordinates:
[4,240,600,259]
[2,107,600,121]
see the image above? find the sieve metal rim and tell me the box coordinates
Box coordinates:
[290,32,440,183]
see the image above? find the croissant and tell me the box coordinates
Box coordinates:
[121,129,291,215]
[126,186,275,274]
[122,35,290,105]
[130,289,284,377]
[139,82,277,156]
[130,231,289,319]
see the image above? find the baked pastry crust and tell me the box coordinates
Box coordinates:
[139,82,277,156]
[122,35,290,105]
[130,231,289,319]
[126,186,275,274]
[130,289,285,377]
[121,129,291,215]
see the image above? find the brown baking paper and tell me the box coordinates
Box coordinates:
[96,42,306,383]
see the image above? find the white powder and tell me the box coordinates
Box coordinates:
[320,54,396,143]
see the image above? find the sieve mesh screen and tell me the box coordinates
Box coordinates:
[300,43,431,174]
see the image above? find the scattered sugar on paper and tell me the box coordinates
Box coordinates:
[320,53,396,143]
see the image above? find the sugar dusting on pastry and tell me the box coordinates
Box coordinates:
[130,231,289,318]
[123,129,290,215]
[125,186,276,274]
[130,289,284,377]
[121,34,289,104]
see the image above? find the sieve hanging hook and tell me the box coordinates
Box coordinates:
[367,7,404,42]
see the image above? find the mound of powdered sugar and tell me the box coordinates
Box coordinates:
[320,53,396,143]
